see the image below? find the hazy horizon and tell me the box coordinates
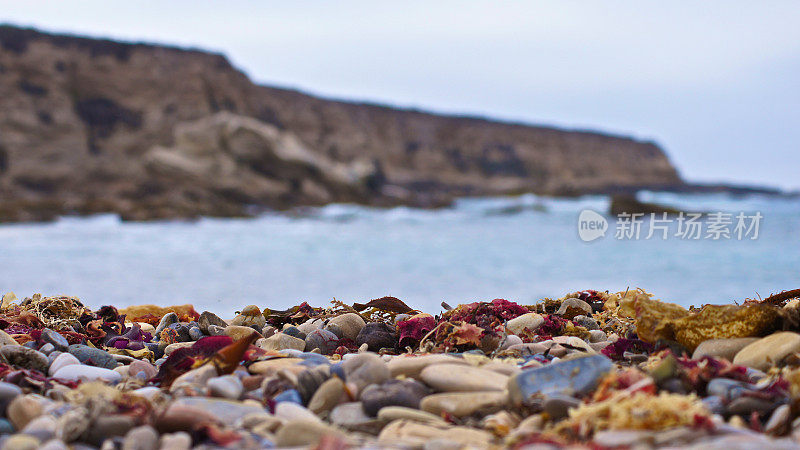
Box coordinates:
[2,1,799,190]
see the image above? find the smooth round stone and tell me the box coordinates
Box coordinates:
[128,360,157,380]
[40,329,69,352]
[343,353,390,391]
[543,394,580,420]
[52,364,122,383]
[248,358,304,376]
[420,364,508,392]
[296,365,332,402]
[733,332,800,371]
[727,396,778,416]
[330,402,387,434]
[693,337,760,361]
[551,336,594,353]
[0,434,40,450]
[304,329,339,354]
[83,415,136,446]
[0,381,23,414]
[170,398,264,423]
[206,325,226,336]
[498,335,523,351]
[7,396,44,430]
[388,354,469,378]
[481,361,521,377]
[0,346,49,373]
[508,354,613,405]
[572,315,599,330]
[38,343,56,355]
[283,326,307,340]
[356,323,397,352]
[308,377,345,415]
[207,375,244,400]
[224,325,261,341]
[187,327,204,341]
[327,313,366,341]
[296,319,324,335]
[121,425,159,450]
[506,313,544,335]
[275,420,348,447]
[230,305,266,328]
[377,406,447,425]
[38,440,67,450]
[556,298,592,319]
[274,402,322,423]
[0,329,19,346]
[257,333,305,352]
[67,344,117,369]
[0,418,13,434]
[20,415,56,442]
[507,343,549,356]
[198,310,227,333]
[360,379,431,416]
[154,312,178,335]
[132,387,162,400]
[420,391,507,417]
[273,389,302,405]
[588,330,608,343]
[158,432,192,450]
[163,342,193,356]
[261,325,277,338]
[169,365,217,393]
[378,419,493,448]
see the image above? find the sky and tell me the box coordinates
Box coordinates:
[2,1,799,190]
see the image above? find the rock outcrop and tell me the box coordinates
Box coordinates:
[0,25,683,221]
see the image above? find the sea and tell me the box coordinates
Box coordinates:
[0,193,797,316]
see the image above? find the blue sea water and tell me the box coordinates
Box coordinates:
[0,193,797,316]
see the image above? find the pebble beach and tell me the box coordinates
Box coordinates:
[1,288,800,449]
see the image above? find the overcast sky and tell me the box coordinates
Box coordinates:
[2,1,799,190]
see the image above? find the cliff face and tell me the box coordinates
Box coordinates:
[0,25,683,221]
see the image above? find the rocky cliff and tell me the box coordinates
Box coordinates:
[0,25,683,221]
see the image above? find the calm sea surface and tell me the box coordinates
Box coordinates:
[0,193,797,316]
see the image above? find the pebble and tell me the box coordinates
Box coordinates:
[387,354,469,378]
[7,396,44,431]
[248,358,305,376]
[308,377,346,414]
[356,322,397,352]
[420,363,508,392]
[360,379,431,416]
[171,397,264,424]
[224,325,260,341]
[543,393,581,420]
[420,391,508,417]
[230,305,266,328]
[128,360,157,380]
[733,332,800,370]
[163,342,193,356]
[377,406,447,425]
[52,365,122,383]
[556,298,593,319]
[37,439,68,450]
[329,402,387,433]
[378,419,493,448]
[327,313,366,341]
[83,415,135,445]
[154,312,178,335]
[274,401,322,423]
[588,329,607,343]
[0,382,23,414]
[256,333,305,351]
[121,425,159,450]
[508,354,613,405]
[343,353,390,391]
[187,327,204,341]
[207,375,244,400]
[0,329,19,346]
[40,329,68,352]
[275,420,348,447]
[157,432,192,450]
[692,337,760,361]
[169,365,217,392]
[573,315,600,330]
[0,346,49,373]
[20,415,56,442]
[198,311,227,333]
[67,345,117,369]
[296,319,324,335]
[0,434,40,450]
[498,334,523,351]
[506,313,544,335]
[304,328,340,354]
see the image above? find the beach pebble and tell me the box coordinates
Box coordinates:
[121,425,159,450]
[37,439,68,450]
[327,313,366,341]
[296,319,324,335]
[356,323,397,352]
[170,398,264,423]
[508,354,613,405]
[693,337,760,361]
[0,434,41,450]
[40,329,69,352]
[7,396,44,431]
[588,330,607,343]
[275,420,348,447]
[157,432,192,450]
[378,419,493,448]
[498,335,523,351]
[187,327,204,341]
[0,382,23,416]
[733,332,800,371]
[572,315,599,330]
[224,325,260,341]
[506,313,544,335]
[543,393,580,420]
[207,375,243,400]
[387,354,469,378]
[163,342,193,356]
[257,333,305,351]
[360,379,431,416]
[283,326,306,340]
[0,330,19,347]
[230,305,265,328]
[128,360,157,380]
[274,402,321,423]
[67,345,117,369]
[556,298,592,319]
[38,344,56,355]
[0,346,49,373]
[420,363,508,392]
[154,313,178,335]
[308,377,346,414]
[83,415,136,445]
[377,406,447,425]
[248,357,305,377]
[198,311,227,333]
[169,365,217,392]
[19,415,56,442]
[52,365,122,383]
[330,402,387,434]
[421,391,507,417]
[343,353,390,391]
[304,329,339,354]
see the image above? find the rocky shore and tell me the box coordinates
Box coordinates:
[1,289,800,449]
